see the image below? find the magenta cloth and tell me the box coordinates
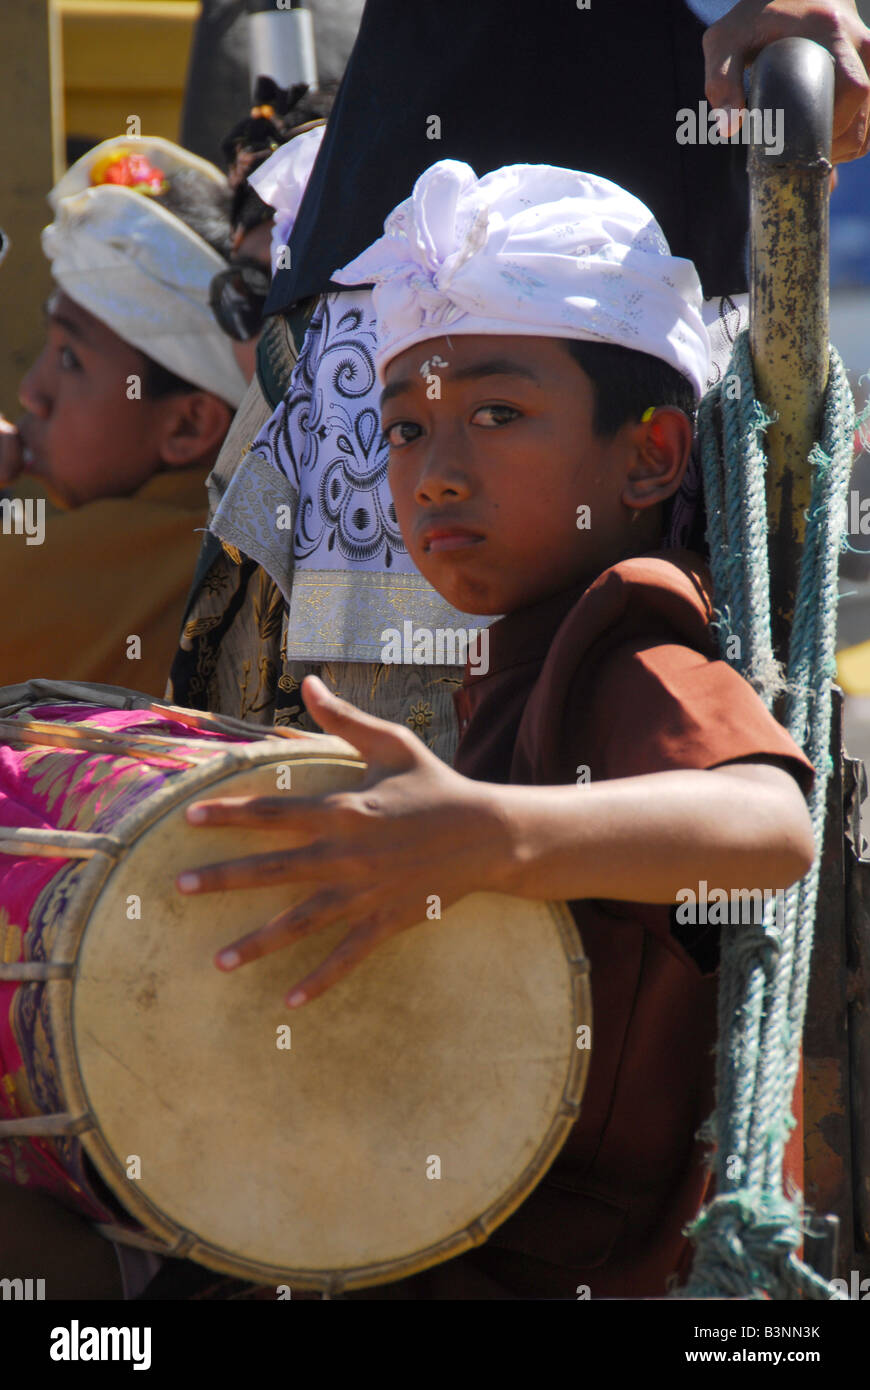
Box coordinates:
[0,703,246,1224]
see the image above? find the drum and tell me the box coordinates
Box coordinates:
[0,680,590,1294]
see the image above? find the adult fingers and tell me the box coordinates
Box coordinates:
[703,22,749,118]
[829,32,870,159]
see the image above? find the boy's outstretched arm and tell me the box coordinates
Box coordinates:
[177,677,815,1006]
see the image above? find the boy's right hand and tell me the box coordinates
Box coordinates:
[0,415,23,489]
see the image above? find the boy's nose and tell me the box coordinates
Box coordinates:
[415,473,472,506]
[18,353,52,419]
[414,437,474,506]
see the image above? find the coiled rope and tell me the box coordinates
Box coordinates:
[674,329,855,1300]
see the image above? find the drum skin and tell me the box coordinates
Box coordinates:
[0,681,591,1293]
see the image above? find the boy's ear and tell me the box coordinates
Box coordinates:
[620,407,693,510]
[157,392,233,469]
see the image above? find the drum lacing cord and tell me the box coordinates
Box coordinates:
[671,330,857,1301]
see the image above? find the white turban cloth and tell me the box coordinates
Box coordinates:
[247,125,325,278]
[333,160,711,401]
[43,164,247,409]
[47,135,227,211]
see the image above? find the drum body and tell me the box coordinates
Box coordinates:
[0,680,590,1293]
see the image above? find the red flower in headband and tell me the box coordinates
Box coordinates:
[89,149,168,197]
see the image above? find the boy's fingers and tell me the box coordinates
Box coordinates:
[0,416,23,487]
[215,891,348,969]
[301,675,419,765]
[185,792,354,830]
[177,844,330,893]
[284,918,390,1008]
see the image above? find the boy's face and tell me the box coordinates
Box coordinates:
[382,333,674,615]
[16,290,183,507]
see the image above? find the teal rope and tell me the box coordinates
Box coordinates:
[676,331,854,1301]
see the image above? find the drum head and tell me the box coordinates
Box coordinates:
[62,755,589,1291]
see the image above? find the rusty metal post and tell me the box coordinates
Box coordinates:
[748,38,834,660]
[745,39,869,1281]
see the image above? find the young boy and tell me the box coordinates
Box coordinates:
[0,136,247,696]
[178,160,816,1299]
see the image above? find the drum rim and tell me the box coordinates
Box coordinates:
[65,897,591,1293]
[6,685,592,1293]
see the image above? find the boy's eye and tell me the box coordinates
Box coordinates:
[471,404,520,427]
[382,421,422,448]
[58,345,81,372]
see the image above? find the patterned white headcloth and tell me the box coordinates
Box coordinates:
[42,139,247,408]
[247,125,325,278]
[333,160,711,400]
[47,135,228,210]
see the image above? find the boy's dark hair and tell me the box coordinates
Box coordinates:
[152,168,233,259]
[224,80,340,239]
[142,171,234,400]
[563,340,697,437]
[142,356,201,400]
[230,181,273,241]
[220,77,339,172]
[564,340,702,549]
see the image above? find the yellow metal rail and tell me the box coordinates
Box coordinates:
[56,0,200,145]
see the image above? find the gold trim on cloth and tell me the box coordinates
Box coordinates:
[205,371,276,527]
[210,449,299,603]
[284,570,486,663]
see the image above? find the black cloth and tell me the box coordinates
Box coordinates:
[266,0,749,313]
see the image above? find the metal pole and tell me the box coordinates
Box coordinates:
[748,38,870,1281]
[748,38,835,660]
[248,4,318,94]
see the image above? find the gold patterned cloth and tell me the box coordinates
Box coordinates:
[208,289,487,663]
[167,307,465,763]
[166,543,463,763]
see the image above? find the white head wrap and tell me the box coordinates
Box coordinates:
[47,135,227,211]
[333,160,711,400]
[247,125,325,278]
[42,138,247,408]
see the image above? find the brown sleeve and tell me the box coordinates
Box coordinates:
[562,637,814,976]
[577,637,814,794]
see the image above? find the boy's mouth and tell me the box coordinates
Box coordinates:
[419,524,485,555]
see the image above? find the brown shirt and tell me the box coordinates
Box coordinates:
[346,550,813,1301]
[2,466,212,699]
[446,549,814,1299]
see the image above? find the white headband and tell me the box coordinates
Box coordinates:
[42,184,247,408]
[247,125,324,277]
[333,160,711,400]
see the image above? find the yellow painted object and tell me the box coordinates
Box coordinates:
[0,2,61,410]
[836,641,870,696]
[56,0,200,146]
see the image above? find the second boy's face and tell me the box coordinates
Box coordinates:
[383,334,653,615]
[16,290,178,507]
